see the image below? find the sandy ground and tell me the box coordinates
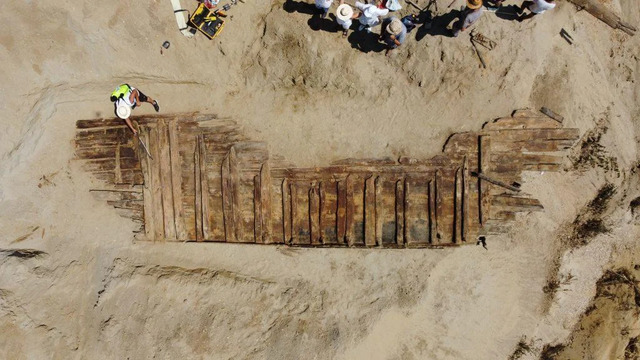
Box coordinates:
[0,0,639,359]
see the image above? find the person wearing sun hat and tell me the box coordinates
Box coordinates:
[336,1,358,37]
[516,0,556,22]
[451,0,484,37]
[315,0,334,19]
[355,0,389,32]
[381,17,407,55]
[110,84,160,135]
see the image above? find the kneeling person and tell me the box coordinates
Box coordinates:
[382,17,407,55]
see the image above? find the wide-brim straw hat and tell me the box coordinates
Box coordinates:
[467,0,482,9]
[336,4,354,21]
[387,18,403,35]
[116,102,132,119]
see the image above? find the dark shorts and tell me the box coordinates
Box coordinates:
[138,90,148,103]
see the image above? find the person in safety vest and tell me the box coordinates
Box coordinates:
[110,84,160,135]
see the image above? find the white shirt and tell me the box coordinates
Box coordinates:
[120,88,137,107]
[355,1,389,26]
[316,0,333,8]
[530,0,556,14]
[337,17,352,30]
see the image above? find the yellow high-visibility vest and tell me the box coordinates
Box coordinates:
[110,84,132,101]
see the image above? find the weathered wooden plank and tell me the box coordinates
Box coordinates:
[346,175,365,246]
[454,167,462,243]
[433,170,442,242]
[260,162,273,243]
[319,180,338,245]
[113,144,122,185]
[229,147,243,242]
[222,152,236,242]
[490,139,576,152]
[148,126,165,241]
[490,153,564,165]
[282,179,291,244]
[374,176,384,247]
[336,178,347,244]
[80,158,141,172]
[93,170,144,185]
[428,180,435,244]
[106,199,144,211]
[139,130,154,240]
[309,184,321,246]
[76,118,126,129]
[75,146,136,160]
[198,135,212,240]
[491,163,562,173]
[489,211,516,221]
[462,157,469,243]
[194,137,203,242]
[483,128,580,141]
[168,121,188,240]
[159,120,177,240]
[405,176,429,246]
[436,168,456,244]
[332,158,397,166]
[291,182,310,245]
[478,135,491,226]
[364,176,376,247]
[482,117,562,131]
[395,178,405,246]
[254,175,263,243]
[491,195,544,210]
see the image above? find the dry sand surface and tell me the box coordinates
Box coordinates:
[1,0,639,359]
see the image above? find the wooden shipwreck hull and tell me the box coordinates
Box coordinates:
[75,110,579,247]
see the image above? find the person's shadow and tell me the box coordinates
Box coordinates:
[415,9,461,40]
[283,0,316,15]
[283,0,340,33]
[490,5,521,21]
[308,14,341,33]
[347,27,386,53]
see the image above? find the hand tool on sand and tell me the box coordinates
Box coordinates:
[136,133,153,159]
[560,28,574,45]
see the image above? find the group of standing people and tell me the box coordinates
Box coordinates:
[312,0,556,54]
